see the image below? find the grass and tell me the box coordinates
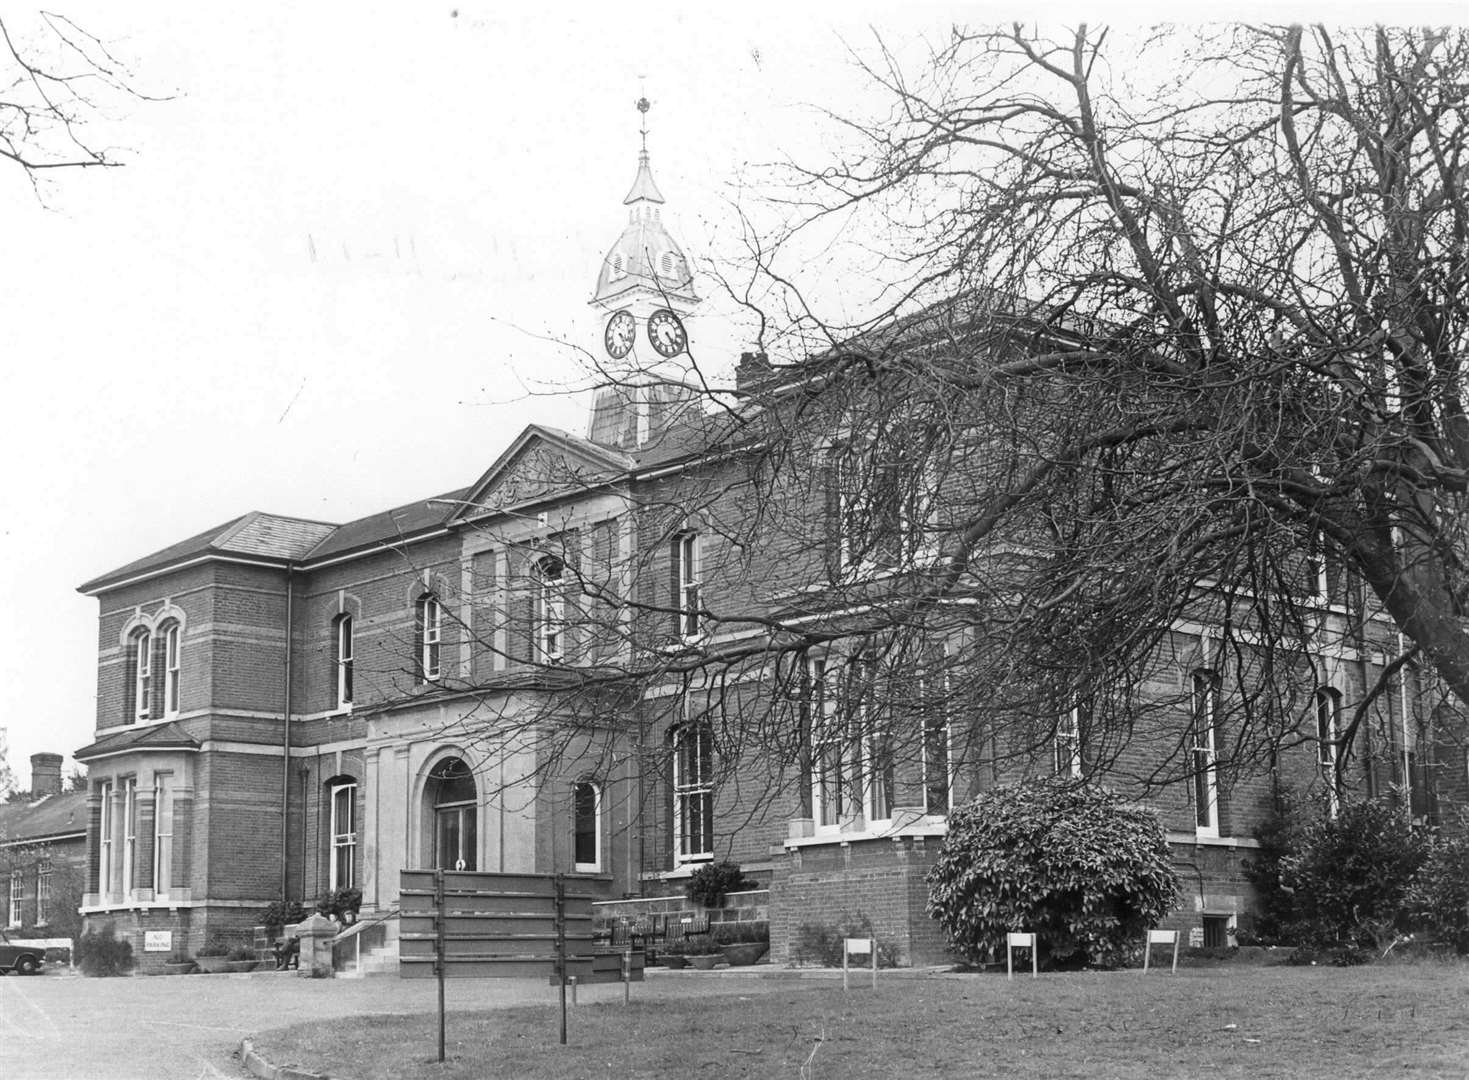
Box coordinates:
[247,964,1469,1079]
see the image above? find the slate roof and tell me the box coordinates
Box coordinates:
[301,487,469,562]
[0,790,89,847]
[73,721,201,763]
[78,511,338,594]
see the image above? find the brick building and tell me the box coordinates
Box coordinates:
[75,124,1464,969]
[2,754,87,940]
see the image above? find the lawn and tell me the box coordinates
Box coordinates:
[246,964,1469,1079]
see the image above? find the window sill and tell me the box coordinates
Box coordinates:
[1165,831,1261,850]
[784,817,949,849]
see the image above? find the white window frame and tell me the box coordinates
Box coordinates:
[163,623,181,717]
[1317,687,1343,817]
[1055,703,1083,778]
[98,781,114,902]
[419,596,442,681]
[673,711,715,863]
[535,558,566,662]
[572,780,601,872]
[676,532,702,640]
[121,778,137,898]
[152,776,172,899]
[851,657,894,827]
[36,861,51,926]
[336,615,355,708]
[7,871,20,928]
[329,781,357,891]
[833,438,922,575]
[922,654,954,816]
[133,631,152,722]
[1192,670,1221,837]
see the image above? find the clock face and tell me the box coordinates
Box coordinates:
[604,310,636,359]
[647,308,687,358]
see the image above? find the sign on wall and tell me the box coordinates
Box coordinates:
[143,931,173,952]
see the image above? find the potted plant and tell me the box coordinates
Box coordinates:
[163,952,196,975]
[660,941,688,970]
[263,898,305,932]
[315,886,363,924]
[682,939,725,970]
[685,860,756,908]
[713,921,770,966]
[225,946,258,973]
[195,935,230,974]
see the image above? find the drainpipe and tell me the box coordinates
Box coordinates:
[281,564,295,900]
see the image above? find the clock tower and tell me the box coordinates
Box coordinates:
[589,96,701,365]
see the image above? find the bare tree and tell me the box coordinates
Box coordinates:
[365,24,1467,846]
[1,12,151,195]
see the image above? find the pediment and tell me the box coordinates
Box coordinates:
[452,426,633,522]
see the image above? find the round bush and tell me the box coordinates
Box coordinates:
[926,778,1180,969]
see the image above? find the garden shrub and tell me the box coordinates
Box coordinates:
[1240,794,1303,944]
[790,912,901,968]
[76,921,135,977]
[685,860,755,907]
[1406,813,1469,954]
[926,778,1179,969]
[1278,800,1428,952]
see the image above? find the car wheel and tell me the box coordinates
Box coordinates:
[16,956,40,975]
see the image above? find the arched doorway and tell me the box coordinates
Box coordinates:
[426,757,477,871]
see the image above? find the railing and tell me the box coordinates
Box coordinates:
[331,906,398,974]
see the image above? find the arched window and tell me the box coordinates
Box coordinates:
[162,622,182,717]
[573,780,601,872]
[328,777,357,889]
[333,614,354,708]
[416,595,442,682]
[672,713,713,863]
[534,556,565,662]
[427,758,476,871]
[131,630,153,723]
[1192,670,1221,836]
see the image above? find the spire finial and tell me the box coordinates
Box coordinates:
[636,82,650,155]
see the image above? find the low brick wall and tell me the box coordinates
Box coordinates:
[592,888,769,933]
[771,834,951,968]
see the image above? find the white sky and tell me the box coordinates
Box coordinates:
[2,1,1462,785]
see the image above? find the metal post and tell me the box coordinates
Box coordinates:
[555,874,567,1046]
[623,947,631,1006]
[434,868,446,1064]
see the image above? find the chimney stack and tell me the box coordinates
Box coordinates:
[30,753,63,797]
[735,351,773,391]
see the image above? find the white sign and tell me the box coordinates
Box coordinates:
[144,931,173,953]
[845,937,873,955]
[1188,927,1205,948]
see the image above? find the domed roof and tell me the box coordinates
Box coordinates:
[592,150,699,307]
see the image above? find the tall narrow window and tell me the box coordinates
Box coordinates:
[335,615,355,708]
[417,595,442,682]
[329,781,357,890]
[573,781,601,871]
[162,623,181,716]
[98,781,114,902]
[1192,671,1221,836]
[121,779,137,898]
[132,630,152,722]
[153,776,172,899]
[428,758,477,871]
[7,872,19,928]
[673,714,714,862]
[36,862,51,925]
[849,657,894,824]
[1055,701,1084,778]
[673,533,702,638]
[805,656,842,827]
[534,557,565,662]
[1316,688,1343,816]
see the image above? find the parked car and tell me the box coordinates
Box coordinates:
[0,929,45,975]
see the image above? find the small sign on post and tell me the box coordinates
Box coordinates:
[1006,932,1037,979]
[843,937,876,991]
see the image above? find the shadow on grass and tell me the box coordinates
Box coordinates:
[246,965,1469,1080]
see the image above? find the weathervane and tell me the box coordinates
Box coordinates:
[636,80,650,153]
